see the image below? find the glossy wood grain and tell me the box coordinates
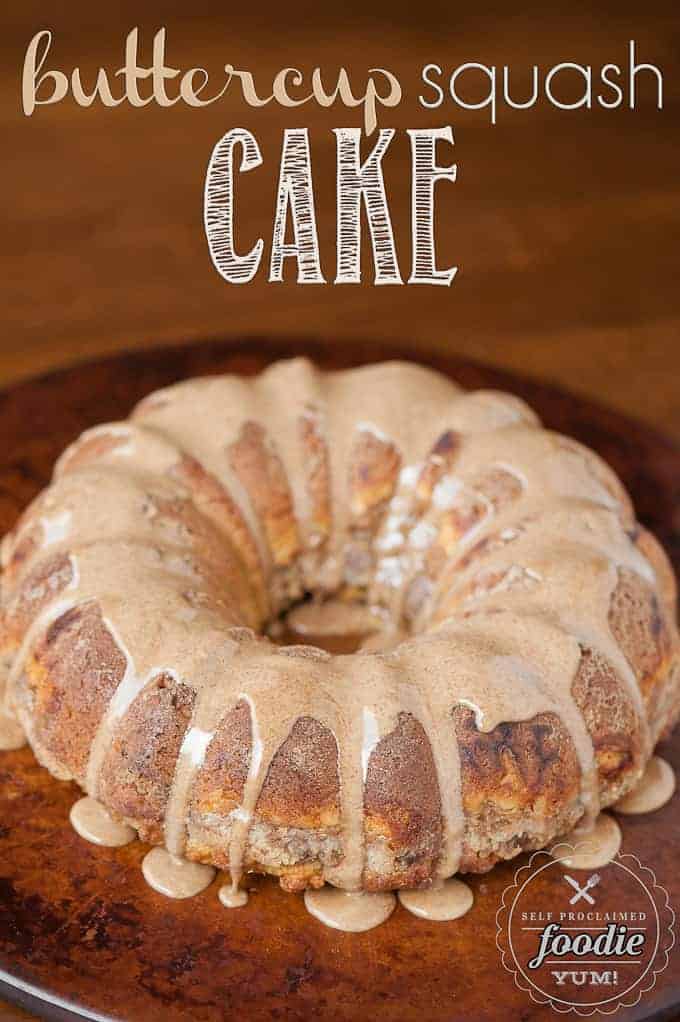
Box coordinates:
[1,1,678,439]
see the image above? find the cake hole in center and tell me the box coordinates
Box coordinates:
[269,597,395,655]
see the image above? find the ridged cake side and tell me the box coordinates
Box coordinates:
[1,359,678,892]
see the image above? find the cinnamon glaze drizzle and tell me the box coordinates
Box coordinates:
[0,712,26,751]
[551,812,622,871]
[0,360,677,931]
[70,796,136,847]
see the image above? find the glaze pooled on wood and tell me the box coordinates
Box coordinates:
[304,887,397,932]
[615,756,675,815]
[141,848,216,899]
[398,878,474,921]
[70,796,136,847]
[552,812,622,870]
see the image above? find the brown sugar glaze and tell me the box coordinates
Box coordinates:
[0,359,678,930]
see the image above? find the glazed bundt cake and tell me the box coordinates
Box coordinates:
[1,358,678,894]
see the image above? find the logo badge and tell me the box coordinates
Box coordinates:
[496,847,674,1014]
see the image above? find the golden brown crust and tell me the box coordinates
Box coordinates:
[364,713,442,889]
[436,466,523,565]
[349,429,401,523]
[609,566,675,735]
[416,430,460,507]
[190,699,251,822]
[19,603,126,784]
[454,706,581,872]
[1,552,73,643]
[299,407,332,550]
[148,493,256,628]
[99,672,195,843]
[1,521,40,583]
[571,646,644,799]
[256,716,340,829]
[228,421,301,568]
[437,491,489,558]
[1,362,678,897]
[171,455,268,623]
[344,428,402,593]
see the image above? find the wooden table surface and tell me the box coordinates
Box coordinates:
[1,0,679,439]
[0,3,677,1019]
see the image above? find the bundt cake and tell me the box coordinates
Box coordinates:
[0,358,678,897]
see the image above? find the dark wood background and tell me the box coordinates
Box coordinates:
[0,2,678,1018]
[1,0,679,438]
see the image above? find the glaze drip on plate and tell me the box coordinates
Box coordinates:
[142,848,216,899]
[398,878,473,921]
[219,884,249,909]
[0,358,677,924]
[552,812,622,870]
[70,796,136,847]
[0,712,26,751]
[304,887,397,932]
[614,756,675,814]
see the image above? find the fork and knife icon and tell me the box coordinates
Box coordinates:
[563,873,601,905]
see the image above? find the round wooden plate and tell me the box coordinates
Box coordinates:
[0,338,678,1022]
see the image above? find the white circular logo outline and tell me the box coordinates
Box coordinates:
[496,848,675,1016]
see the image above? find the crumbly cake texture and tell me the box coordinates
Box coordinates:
[1,359,678,892]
